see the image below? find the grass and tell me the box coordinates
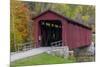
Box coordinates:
[10,53,76,67]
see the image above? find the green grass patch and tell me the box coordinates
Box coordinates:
[10,53,76,67]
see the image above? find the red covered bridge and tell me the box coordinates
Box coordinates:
[32,10,92,49]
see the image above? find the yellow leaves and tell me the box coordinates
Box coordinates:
[82,15,90,23]
[22,30,29,38]
[11,0,30,44]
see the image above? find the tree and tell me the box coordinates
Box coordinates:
[11,0,30,51]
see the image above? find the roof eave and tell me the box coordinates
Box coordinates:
[32,10,92,30]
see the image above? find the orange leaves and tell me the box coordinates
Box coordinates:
[11,0,30,44]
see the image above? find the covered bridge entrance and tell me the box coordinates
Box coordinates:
[39,20,62,46]
[32,10,92,49]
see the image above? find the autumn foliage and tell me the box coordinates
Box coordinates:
[11,0,30,51]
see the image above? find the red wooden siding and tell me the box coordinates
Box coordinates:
[33,10,92,49]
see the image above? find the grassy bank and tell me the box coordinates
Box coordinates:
[11,53,76,67]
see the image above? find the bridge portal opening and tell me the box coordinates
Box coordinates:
[39,20,62,46]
